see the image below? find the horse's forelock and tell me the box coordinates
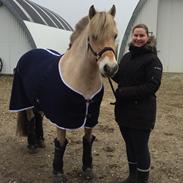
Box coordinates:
[89,11,117,41]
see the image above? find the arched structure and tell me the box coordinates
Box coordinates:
[0,0,73,74]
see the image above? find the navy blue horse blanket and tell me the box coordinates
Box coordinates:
[9,49,104,130]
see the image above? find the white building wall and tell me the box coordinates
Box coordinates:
[24,21,72,54]
[0,5,72,75]
[0,5,32,74]
[157,0,183,72]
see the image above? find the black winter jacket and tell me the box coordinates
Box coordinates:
[113,41,163,129]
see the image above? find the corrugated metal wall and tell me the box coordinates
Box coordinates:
[0,5,32,74]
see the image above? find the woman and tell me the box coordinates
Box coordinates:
[112,24,163,183]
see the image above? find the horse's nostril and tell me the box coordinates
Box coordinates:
[103,64,110,73]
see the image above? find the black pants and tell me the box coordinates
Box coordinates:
[119,126,151,171]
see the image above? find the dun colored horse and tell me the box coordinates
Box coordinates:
[9,5,118,183]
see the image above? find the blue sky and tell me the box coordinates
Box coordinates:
[31,0,139,39]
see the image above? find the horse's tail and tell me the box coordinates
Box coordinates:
[16,111,28,136]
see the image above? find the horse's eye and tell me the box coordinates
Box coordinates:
[114,34,118,40]
[92,35,98,41]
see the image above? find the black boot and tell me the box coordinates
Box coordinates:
[53,138,68,183]
[82,135,96,179]
[34,111,45,148]
[116,163,136,183]
[27,117,38,154]
[136,170,149,183]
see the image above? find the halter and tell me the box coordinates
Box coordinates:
[87,38,116,61]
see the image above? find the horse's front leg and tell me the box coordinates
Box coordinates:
[26,109,38,154]
[53,128,68,183]
[82,128,96,179]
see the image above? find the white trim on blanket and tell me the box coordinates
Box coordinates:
[47,117,97,131]
[46,97,94,130]
[58,55,103,100]
[43,48,61,56]
[9,106,34,112]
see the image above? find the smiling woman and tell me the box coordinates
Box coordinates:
[112,23,163,183]
[131,24,149,47]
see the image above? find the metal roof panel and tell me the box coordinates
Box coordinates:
[0,0,73,31]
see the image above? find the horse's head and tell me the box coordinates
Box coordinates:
[87,5,118,77]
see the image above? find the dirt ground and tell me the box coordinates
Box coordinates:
[0,73,183,183]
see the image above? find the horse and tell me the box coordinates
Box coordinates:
[9,5,118,183]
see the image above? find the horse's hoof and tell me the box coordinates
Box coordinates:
[37,139,46,148]
[82,168,94,180]
[53,173,67,183]
[27,145,38,154]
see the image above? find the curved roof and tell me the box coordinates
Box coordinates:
[0,0,73,30]
[0,0,73,48]
[118,0,147,61]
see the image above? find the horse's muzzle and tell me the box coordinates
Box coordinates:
[103,64,118,77]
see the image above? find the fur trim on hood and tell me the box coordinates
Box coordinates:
[146,35,157,54]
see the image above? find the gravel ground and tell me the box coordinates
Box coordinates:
[0,73,183,183]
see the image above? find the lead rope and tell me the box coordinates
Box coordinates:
[107,77,116,105]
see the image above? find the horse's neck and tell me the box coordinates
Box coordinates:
[59,49,102,99]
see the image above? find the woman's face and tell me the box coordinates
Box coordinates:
[131,28,149,47]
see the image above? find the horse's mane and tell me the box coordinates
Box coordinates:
[69,16,89,48]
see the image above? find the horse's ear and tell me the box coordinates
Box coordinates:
[89,5,96,19]
[109,5,116,17]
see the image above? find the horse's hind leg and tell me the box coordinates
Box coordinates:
[82,128,96,179]
[26,109,38,154]
[53,128,68,183]
[34,110,45,148]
